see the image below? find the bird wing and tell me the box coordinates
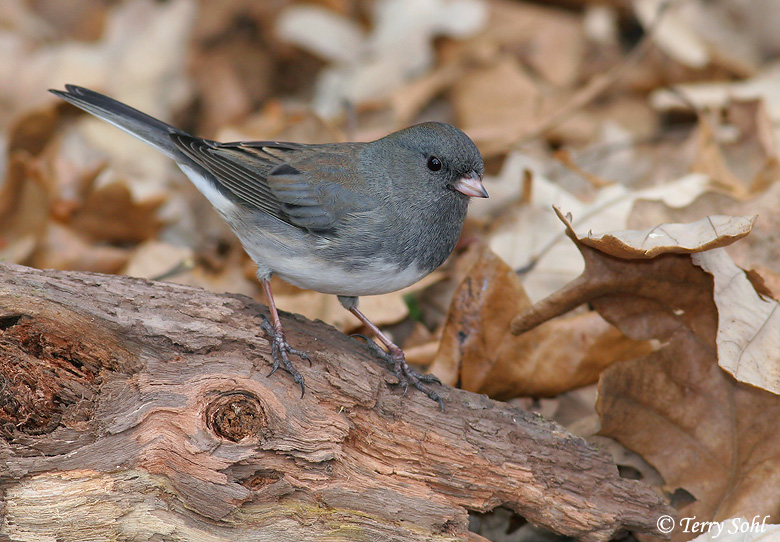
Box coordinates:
[171,135,369,233]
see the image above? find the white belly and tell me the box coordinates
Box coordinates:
[275,256,427,297]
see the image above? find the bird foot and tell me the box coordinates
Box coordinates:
[353,335,444,411]
[260,315,310,398]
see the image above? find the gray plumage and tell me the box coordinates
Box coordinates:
[50,85,484,299]
[51,84,487,407]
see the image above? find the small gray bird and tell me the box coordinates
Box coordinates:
[50,85,487,409]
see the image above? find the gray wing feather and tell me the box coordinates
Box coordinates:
[172,135,367,233]
[171,133,285,220]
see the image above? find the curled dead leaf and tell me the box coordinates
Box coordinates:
[579,215,756,259]
[511,209,754,336]
[694,249,780,395]
[510,208,779,537]
[430,243,649,398]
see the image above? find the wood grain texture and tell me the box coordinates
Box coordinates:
[0,263,672,541]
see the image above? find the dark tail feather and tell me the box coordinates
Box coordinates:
[49,85,182,158]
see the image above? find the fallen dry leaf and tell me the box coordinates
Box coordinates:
[7,106,61,158]
[42,0,196,200]
[634,0,709,69]
[486,0,585,87]
[693,249,780,395]
[635,0,761,76]
[488,170,712,302]
[0,154,51,265]
[450,54,543,155]
[33,221,129,274]
[276,0,487,118]
[651,72,780,159]
[579,215,756,258]
[430,243,649,398]
[122,240,194,280]
[687,99,780,199]
[599,337,780,542]
[724,99,779,193]
[390,61,465,127]
[510,210,779,541]
[746,265,780,300]
[629,175,780,277]
[24,0,109,42]
[511,210,754,337]
[67,180,165,244]
[2,0,194,134]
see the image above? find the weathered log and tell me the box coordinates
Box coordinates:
[0,262,671,541]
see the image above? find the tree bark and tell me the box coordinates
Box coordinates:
[0,263,671,541]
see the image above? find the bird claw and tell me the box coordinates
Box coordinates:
[260,315,309,398]
[352,335,445,411]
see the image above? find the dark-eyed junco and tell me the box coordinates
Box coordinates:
[50,85,487,409]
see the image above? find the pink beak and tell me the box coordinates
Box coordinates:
[453,171,488,198]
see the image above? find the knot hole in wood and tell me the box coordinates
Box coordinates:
[205,391,267,442]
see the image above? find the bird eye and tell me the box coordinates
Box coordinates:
[427,156,442,171]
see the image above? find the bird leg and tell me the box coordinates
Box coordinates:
[348,306,444,411]
[259,279,310,397]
